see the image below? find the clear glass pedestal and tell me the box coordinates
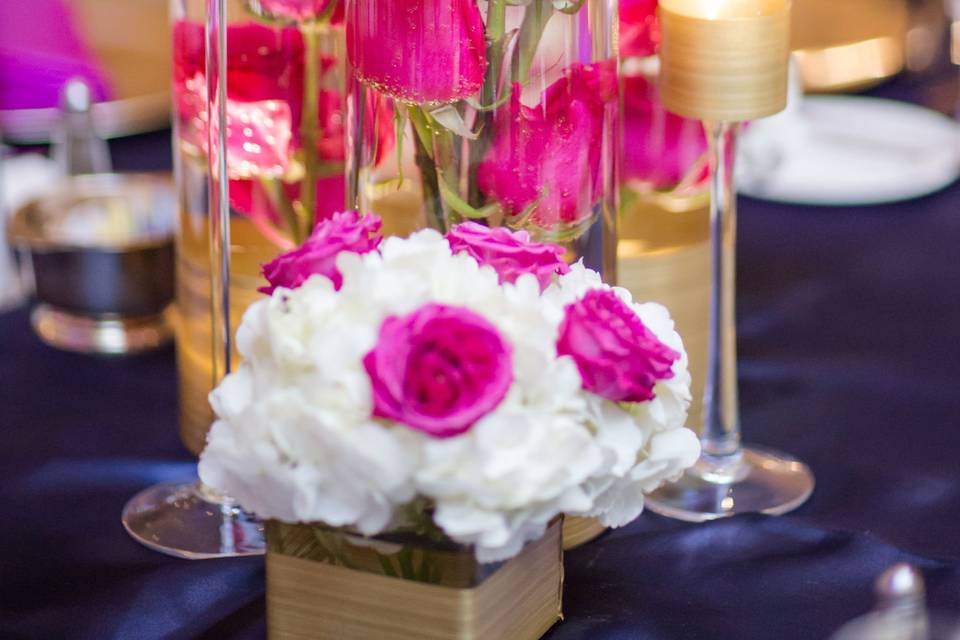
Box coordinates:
[121,480,264,559]
[646,446,814,522]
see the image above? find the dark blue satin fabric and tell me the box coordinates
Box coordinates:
[3,74,960,639]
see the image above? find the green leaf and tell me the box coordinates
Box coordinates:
[437,175,503,220]
[428,104,479,141]
[551,0,585,13]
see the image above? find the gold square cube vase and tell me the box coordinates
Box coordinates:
[561,516,606,550]
[266,519,565,640]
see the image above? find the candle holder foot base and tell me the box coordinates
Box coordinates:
[122,480,265,559]
[645,446,814,523]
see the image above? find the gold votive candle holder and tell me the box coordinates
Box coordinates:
[659,0,791,122]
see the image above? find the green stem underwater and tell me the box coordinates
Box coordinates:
[260,177,304,246]
[482,0,507,108]
[300,24,322,235]
[409,107,445,232]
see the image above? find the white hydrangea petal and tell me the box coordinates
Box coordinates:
[208,366,254,422]
[589,427,701,528]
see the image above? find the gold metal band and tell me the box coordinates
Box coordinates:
[659,1,791,122]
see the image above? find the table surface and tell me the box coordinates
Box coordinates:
[4,71,960,639]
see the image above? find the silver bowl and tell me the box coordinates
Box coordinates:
[6,173,176,355]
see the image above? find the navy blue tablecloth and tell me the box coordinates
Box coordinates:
[3,73,960,639]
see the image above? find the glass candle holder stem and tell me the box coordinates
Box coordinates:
[644,119,815,521]
[701,120,741,463]
[644,0,814,523]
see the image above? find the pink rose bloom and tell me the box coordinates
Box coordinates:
[446,222,570,290]
[557,288,679,403]
[252,0,344,22]
[346,0,487,104]
[259,210,382,294]
[477,61,618,230]
[364,304,513,438]
[623,74,706,188]
[620,0,660,59]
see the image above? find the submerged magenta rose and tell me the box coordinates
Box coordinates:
[620,0,661,59]
[364,304,513,438]
[477,61,617,229]
[173,22,304,122]
[346,0,487,104]
[446,222,570,290]
[557,289,679,403]
[623,74,706,188]
[260,210,382,294]
[213,98,294,179]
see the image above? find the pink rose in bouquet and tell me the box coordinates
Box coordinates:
[623,74,706,188]
[364,304,513,438]
[557,288,679,403]
[446,222,570,290]
[346,0,487,104]
[259,210,382,293]
[251,0,344,22]
[620,0,660,59]
[477,61,617,229]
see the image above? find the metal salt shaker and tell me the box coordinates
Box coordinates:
[51,78,112,176]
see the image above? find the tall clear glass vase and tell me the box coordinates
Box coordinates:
[345,0,618,550]
[345,0,619,278]
[122,0,347,558]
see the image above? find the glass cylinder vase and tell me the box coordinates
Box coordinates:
[617,0,710,432]
[172,0,347,454]
[345,0,619,551]
[121,0,348,560]
[345,0,619,279]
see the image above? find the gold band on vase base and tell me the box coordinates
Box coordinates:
[266,519,564,640]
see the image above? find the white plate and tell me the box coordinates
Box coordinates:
[738,96,960,206]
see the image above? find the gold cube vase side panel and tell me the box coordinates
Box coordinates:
[266,521,564,640]
[562,516,607,550]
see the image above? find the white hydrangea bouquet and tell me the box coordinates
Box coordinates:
[199,211,700,563]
